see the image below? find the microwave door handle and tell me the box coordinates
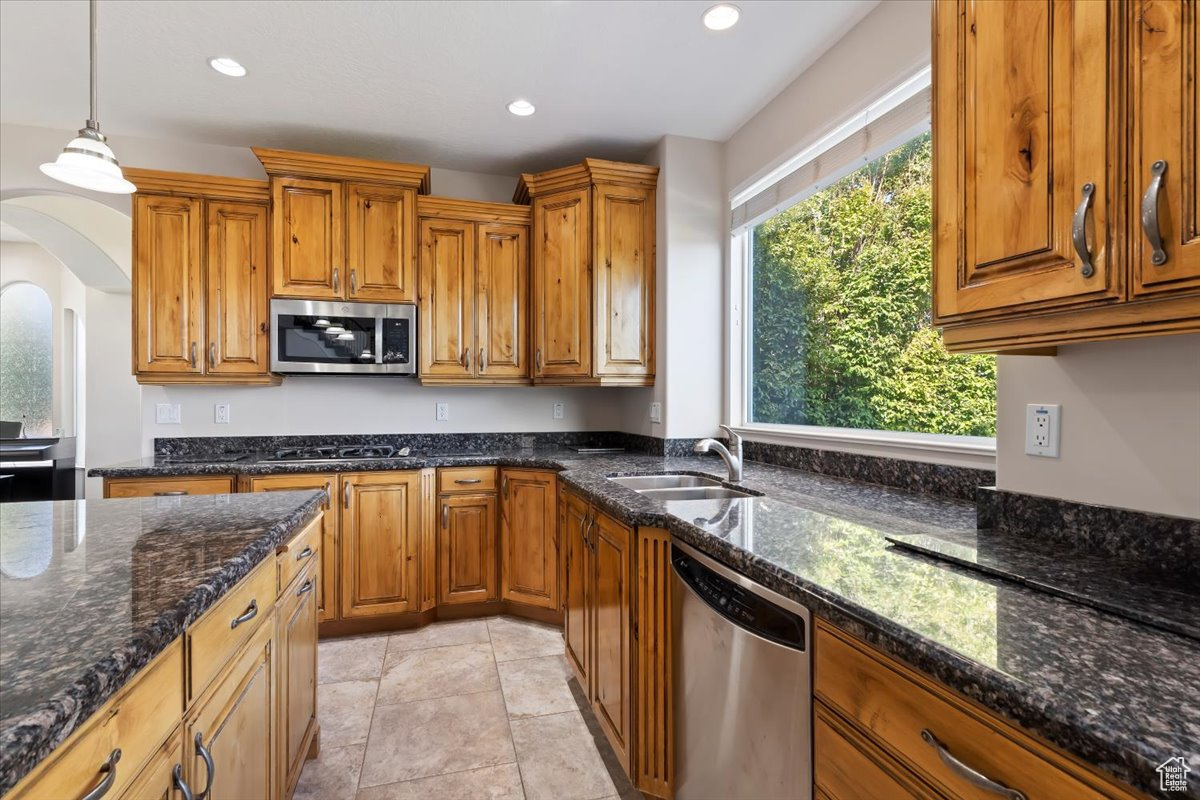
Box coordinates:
[375,319,384,364]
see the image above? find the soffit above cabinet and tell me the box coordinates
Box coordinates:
[252,147,431,192]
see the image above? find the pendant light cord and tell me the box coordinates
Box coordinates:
[88,0,98,128]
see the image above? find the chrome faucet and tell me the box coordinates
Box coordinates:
[694,425,743,483]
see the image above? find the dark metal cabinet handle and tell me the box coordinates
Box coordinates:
[332,267,340,293]
[1071,182,1096,278]
[588,515,598,551]
[502,475,509,498]
[153,490,188,496]
[454,478,481,485]
[173,764,195,800]
[193,733,215,800]
[81,748,121,800]
[209,342,216,368]
[1141,160,1168,266]
[579,514,588,550]
[343,481,351,509]
[535,349,542,372]
[323,481,332,508]
[921,730,1026,800]
[464,348,471,371]
[350,268,357,293]
[230,599,258,629]
[479,347,486,372]
[295,545,314,561]
[442,504,449,529]
[190,342,198,368]
[297,578,315,596]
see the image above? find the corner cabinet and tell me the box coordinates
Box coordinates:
[933,0,1200,351]
[516,159,658,386]
[126,169,276,385]
[499,469,559,609]
[417,197,531,384]
[253,148,430,303]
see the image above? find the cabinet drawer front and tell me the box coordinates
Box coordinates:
[815,624,1135,800]
[277,516,321,595]
[105,476,234,498]
[187,558,276,700]
[815,701,939,800]
[438,466,498,494]
[9,642,183,800]
[115,726,185,800]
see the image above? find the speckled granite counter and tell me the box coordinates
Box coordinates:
[89,449,1200,797]
[0,491,324,794]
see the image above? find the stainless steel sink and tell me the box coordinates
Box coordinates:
[608,474,723,490]
[638,486,756,501]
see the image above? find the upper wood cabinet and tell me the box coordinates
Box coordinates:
[516,159,658,386]
[499,469,558,610]
[934,0,1200,351]
[417,197,531,384]
[254,148,430,303]
[128,170,275,384]
[340,470,421,618]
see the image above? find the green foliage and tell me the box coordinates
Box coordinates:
[750,132,996,437]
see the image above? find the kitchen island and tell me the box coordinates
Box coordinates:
[0,490,324,797]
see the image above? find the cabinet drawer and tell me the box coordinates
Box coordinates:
[8,641,183,800]
[105,476,234,498]
[815,623,1138,800]
[116,725,185,800]
[277,516,321,595]
[187,557,276,701]
[815,700,939,800]
[438,466,497,494]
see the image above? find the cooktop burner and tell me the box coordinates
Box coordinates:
[263,444,412,462]
[160,452,252,464]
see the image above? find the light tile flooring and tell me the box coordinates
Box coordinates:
[295,617,632,800]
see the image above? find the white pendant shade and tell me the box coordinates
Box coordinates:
[40,130,136,194]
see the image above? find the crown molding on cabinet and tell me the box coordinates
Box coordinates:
[123,168,270,202]
[416,195,531,225]
[252,147,432,192]
[513,158,660,204]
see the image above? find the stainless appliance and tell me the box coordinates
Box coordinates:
[270,299,415,375]
[261,444,412,465]
[672,540,812,800]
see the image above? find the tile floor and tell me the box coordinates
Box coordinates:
[295,617,634,800]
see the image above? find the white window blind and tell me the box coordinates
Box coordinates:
[730,67,932,235]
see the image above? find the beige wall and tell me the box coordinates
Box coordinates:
[996,336,1200,519]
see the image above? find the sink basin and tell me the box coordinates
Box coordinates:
[637,487,755,501]
[608,474,722,490]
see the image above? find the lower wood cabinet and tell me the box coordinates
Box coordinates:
[340,471,421,618]
[563,489,592,686]
[438,492,498,604]
[277,560,319,798]
[116,727,188,800]
[499,469,558,609]
[104,475,234,498]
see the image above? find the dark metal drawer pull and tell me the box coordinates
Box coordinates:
[1071,182,1096,278]
[194,733,215,800]
[153,490,188,496]
[297,578,315,596]
[230,599,258,629]
[81,748,121,800]
[454,478,482,484]
[295,545,314,561]
[1141,159,1168,266]
[921,729,1026,800]
[173,764,195,800]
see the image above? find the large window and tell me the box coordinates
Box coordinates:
[742,130,996,439]
[0,282,54,437]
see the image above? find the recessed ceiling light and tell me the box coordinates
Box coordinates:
[703,3,740,31]
[507,99,536,117]
[208,57,247,77]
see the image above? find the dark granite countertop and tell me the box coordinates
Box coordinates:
[0,492,324,794]
[88,449,1200,797]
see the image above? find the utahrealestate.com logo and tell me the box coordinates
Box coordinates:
[1157,757,1191,792]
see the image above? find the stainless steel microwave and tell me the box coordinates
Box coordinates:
[270,299,416,375]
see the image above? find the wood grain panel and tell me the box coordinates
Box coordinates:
[563,491,591,687]
[591,510,633,774]
[114,726,184,800]
[532,189,591,379]
[347,182,417,302]
[419,217,475,378]
[477,222,530,381]
[438,466,498,494]
[419,468,438,612]
[634,527,673,799]
[104,476,233,498]
[277,559,319,799]
[340,471,420,618]
[134,194,203,374]
[272,176,344,299]
[205,200,270,376]
[500,470,558,610]
[438,493,498,605]
[593,183,654,379]
[187,557,276,701]
[814,700,941,800]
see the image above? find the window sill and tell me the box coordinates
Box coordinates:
[730,424,996,471]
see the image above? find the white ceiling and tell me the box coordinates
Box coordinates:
[0,0,877,175]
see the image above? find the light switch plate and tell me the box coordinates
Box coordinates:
[552,402,564,420]
[155,403,181,424]
[214,404,231,424]
[1024,404,1060,457]
[435,403,449,422]
[650,402,662,424]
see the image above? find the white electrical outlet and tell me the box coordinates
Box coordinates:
[650,402,662,424]
[436,402,450,421]
[1024,404,1060,457]
[214,403,231,424]
[155,403,181,424]
[553,402,564,420]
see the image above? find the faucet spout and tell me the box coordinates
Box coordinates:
[693,425,744,482]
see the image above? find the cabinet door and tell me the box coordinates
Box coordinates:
[246,474,339,622]
[272,176,344,299]
[933,0,1120,320]
[347,182,417,302]
[477,222,529,381]
[341,471,421,618]
[593,184,655,379]
[563,492,591,687]
[134,194,204,374]
[186,620,274,800]
[205,201,270,376]
[277,562,318,798]
[500,470,558,609]
[438,492,498,605]
[532,189,592,379]
[116,727,186,800]
[1131,0,1200,296]
[591,510,633,773]
[419,218,476,379]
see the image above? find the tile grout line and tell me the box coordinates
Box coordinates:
[490,619,531,800]
[353,639,389,794]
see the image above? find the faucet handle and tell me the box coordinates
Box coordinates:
[718,425,742,449]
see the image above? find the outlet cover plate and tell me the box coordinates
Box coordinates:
[650,402,662,424]
[155,403,181,424]
[214,404,231,424]
[1024,403,1060,457]
[552,402,564,420]
[435,403,449,422]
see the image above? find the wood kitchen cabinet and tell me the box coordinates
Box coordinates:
[277,560,319,798]
[417,197,531,384]
[339,471,422,618]
[104,475,234,498]
[933,0,1200,351]
[254,148,430,303]
[499,469,559,610]
[438,493,498,604]
[127,169,275,384]
[563,490,592,686]
[116,727,188,800]
[516,159,658,386]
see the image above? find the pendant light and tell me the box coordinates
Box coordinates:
[40,0,136,194]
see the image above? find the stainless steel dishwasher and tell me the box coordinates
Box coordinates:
[672,540,812,800]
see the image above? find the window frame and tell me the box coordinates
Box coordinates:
[726,106,996,470]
